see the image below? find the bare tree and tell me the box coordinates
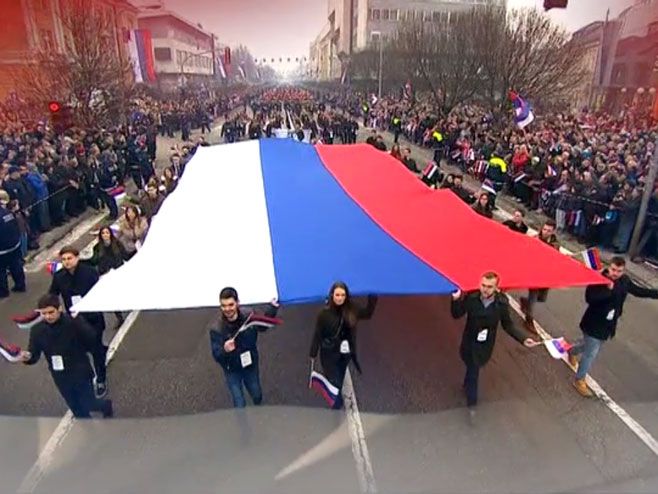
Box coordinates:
[12,0,133,127]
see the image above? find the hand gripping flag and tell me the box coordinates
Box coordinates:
[309,370,340,408]
[0,340,22,363]
[12,311,44,331]
[509,91,535,129]
[543,337,573,360]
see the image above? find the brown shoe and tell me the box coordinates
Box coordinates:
[568,353,580,369]
[573,379,593,398]
[524,314,538,334]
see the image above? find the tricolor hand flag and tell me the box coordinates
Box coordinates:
[309,370,340,408]
[0,340,22,363]
[580,247,603,271]
[231,312,282,339]
[47,261,62,275]
[12,311,44,331]
[509,91,535,129]
[482,178,497,195]
[422,161,439,181]
[543,337,573,360]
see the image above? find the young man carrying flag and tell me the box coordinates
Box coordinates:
[209,287,281,408]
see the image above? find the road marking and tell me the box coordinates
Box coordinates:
[25,212,108,273]
[343,369,377,493]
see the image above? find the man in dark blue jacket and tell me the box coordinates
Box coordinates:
[0,196,26,298]
[569,257,658,397]
[209,287,279,408]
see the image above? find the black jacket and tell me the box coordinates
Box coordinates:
[451,292,527,367]
[0,205,21,253]
[309,295,378,370]
[209,303,279,373]
[91,241,130,275]
[580,273,658,340]
[24,314,106,382]
[503,219,529,234]
[49,263,105,330]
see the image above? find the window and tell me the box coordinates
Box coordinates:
[154,47,172,61]
[372,9,380,20]
[390,9,398,21]
[382,9,389,20]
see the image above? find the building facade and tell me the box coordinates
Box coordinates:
[312,0,505,82]
[137,9,215,91]
[0,0,138,100]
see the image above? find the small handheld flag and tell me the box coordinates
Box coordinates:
[46,261,62,275]
[481,179,497,195]
[422,161,439,181]
[509,91,535,129]
[310,370,340,408]
[543,337,573,360]
[0,340,22,363]
[12,311,44,331]
[581,247,603,271]
[229,312,283,340]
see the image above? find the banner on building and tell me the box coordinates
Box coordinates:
[127,29,157,83]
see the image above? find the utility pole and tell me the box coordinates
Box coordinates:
[628,136,658,259]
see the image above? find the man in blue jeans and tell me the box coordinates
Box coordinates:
[569,256,658,397]
[209,287,280,408]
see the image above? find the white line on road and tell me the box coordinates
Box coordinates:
[25,212,108,273]
[342,369,378,494]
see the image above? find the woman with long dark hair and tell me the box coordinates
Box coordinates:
[91,225,131,328]
[309,282,377,409]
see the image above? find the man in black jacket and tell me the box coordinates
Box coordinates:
[209,287,280,408]
[49,245,107,396]
[451,272,540,413]
[569,257,658,397]
[0,196,26,298]
[15,294,112,419]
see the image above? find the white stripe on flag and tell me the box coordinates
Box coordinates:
[73,141,279,312]
[127,31,143,83]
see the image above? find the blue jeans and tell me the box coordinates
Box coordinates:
[570,333,604,380]
[224,362,262,408]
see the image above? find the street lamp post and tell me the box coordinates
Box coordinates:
[628,135,658,259]
[372,31,383,100]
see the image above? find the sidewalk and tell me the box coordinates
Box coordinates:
[360,127,658,287]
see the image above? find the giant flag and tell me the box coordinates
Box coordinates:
[73,140,606,313]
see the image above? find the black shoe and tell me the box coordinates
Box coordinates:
[11,286,26,293]
[102,400,114,418]
[0,293,9,299]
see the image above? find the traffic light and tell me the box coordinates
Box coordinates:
[48,101,74,132]
[544,0,568,10]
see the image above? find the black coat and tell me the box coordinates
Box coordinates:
[580,273,658,340]
[0,205,21,253]
[91,241,130,275]
[24,314,106,383]
[451,292,528,367]
[309,295,378,384]
[49,263,105,331]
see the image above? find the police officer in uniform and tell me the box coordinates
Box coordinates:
[16,294,113,419]
[49,246,107,396]
[0,190,26,298]
[451,272,540,417]
[391,116,402,144]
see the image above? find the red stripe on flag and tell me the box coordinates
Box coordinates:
[314,144,607,291]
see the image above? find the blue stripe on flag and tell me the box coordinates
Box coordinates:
[258,139,457,304]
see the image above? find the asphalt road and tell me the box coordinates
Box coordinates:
[2,122,658,494]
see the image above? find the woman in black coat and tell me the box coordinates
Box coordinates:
[309,281,377,409]
[91,225,131,328]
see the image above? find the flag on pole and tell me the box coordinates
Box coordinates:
[216,55,227,79]
[231,312,282,339]
[580,247,603,271]
[12,311,44,331]
[422,161,439,181]
[509,91,535,129]
[543,337,573,360]
[370,94,378,106]
[481,178,497,195]
[309,370,340,408]
[0,340,22,363]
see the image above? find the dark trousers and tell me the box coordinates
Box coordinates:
[0,247,26,296]
[224,362,262,408]
[54,375,111,418]
[98,190,118,219]
[320,350,349,410]
[461,352,480,408]
[130,168,144,189]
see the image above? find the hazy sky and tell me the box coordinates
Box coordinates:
[163,0,633,61]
